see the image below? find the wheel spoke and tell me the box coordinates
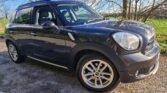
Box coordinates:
[94,78,98,87]
[97,62,102,71]
[86,66,94,72]
[9,46,13,51]
[99,78,103,86]
[101,72,111,76]
[11,46,15,52]
[11,53,14,58]
[101,76,110,81]
[89,63,96,71]
[13,52,18,60]
[84,72,94,77]
[87,76,94,81]
[101,64,107,72]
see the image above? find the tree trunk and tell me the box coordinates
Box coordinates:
[134,0,139,20]
[123,0,128,19]
[128,0,131,19]
[5,12,8,19]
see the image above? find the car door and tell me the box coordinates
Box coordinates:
[6,7,34,55]
[29,5,69,66]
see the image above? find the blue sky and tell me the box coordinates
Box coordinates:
[6,0,29,11]
[6,0,83,11]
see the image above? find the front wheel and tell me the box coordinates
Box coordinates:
[76,54,120,92]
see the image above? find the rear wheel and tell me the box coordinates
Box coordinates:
[76,54,120,92]
[7,42,26,63]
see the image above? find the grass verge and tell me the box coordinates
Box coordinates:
[0,32,5,38]
[146,19,167,54]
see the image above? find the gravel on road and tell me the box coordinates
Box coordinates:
[0,39,167,93]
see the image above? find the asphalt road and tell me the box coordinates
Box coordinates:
[0,39,167,93]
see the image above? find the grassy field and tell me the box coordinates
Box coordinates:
[0,32,4,37]
[0,19,8,29]
[146,19,167,35]
[146,19,167,53]
[0,19,8,37]
[0,19,166,53]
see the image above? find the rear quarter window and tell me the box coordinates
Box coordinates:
[14,8,32,24]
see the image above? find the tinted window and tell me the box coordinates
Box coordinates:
[15,8,31,24]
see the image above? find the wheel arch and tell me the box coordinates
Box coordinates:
[73,49,106,69]
[6,39,13,46]
[5,35,16,46]
[5,37,25,56]
[70,43,126,72]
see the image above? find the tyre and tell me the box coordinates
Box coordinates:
[7,42,26,63]
[76,54,120,92]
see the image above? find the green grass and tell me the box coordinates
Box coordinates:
[0,32,5,37]
[146,19,167,35]
[0,19,8,37]
[0,19,8,28]
[146,19,167,54]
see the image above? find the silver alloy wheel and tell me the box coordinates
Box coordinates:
[8,44,18,61]
[81,59,114,89]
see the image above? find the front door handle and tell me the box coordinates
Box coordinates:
[31,32,37,36]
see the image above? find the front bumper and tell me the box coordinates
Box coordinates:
[119,43,160,83]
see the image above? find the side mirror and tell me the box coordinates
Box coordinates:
[41,21,60,32]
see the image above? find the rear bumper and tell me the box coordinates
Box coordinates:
[118,43,160,83]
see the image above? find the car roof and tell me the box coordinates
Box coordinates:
[17,0,83,10]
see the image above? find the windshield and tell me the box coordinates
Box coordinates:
[56,3,103,26]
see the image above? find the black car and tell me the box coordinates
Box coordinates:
[5,0,160,92]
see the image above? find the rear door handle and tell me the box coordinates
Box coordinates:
[31,32,37,36]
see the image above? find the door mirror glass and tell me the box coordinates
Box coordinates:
[41,21,60,32]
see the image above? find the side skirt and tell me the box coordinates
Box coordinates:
[27,56,69,70]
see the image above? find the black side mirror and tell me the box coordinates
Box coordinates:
[41,21,60,32]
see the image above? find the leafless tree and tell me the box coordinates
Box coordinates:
[142,0,167,22]
[84,0,167,22]
[0,0,9,19]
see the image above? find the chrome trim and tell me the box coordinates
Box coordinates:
[27,56,69,70]
[68,32,75,41]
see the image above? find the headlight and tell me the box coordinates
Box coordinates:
[113,32,140,50]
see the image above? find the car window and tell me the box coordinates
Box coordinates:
[73,7,92,20]
[15,8,32,24]
[57,4,103,26]
[35,6,56,25]
[60,9,73,23]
